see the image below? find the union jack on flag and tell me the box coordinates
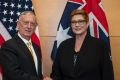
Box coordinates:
[51,0,111,60]
[0,0,41,80]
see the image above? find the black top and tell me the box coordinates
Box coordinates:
[0,35,42,80]
[51,34,114,80]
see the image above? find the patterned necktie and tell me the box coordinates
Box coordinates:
[26,42,38,73]
[27,42,35,61]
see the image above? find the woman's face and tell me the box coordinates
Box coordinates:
[71,14,88,35]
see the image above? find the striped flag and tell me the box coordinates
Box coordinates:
[51,0,111,60]
[0,0,41,79]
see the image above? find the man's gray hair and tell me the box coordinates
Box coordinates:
[18,11,36,21]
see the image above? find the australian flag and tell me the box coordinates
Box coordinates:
[0,0,41,80]
[51,0,111,60]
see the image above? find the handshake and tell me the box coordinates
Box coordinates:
[43,76,52,80]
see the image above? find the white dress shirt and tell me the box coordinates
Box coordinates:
[18,33,38,74]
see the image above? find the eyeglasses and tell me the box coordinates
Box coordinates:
[71,20,87,25]
[20,20,37,27]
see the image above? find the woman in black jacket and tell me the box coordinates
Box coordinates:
[50,9,114,80]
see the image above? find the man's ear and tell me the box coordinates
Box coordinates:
[16,27,19,31]
[16,21,20,31]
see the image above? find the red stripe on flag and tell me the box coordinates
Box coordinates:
[31,33,42,58]
[83,0,109,33]
[0,34,5,46]
[31,33,40,47]
[69,0,84,4]
[0,34,4,79]
[93,20,98,38]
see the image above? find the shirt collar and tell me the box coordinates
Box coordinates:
[18,33,32,44]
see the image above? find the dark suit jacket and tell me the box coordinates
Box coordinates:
[0,35,42,80]
[51,34,114,80]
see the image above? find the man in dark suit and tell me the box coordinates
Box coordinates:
[0,11,42,80]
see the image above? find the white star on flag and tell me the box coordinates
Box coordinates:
[56,24,72,48]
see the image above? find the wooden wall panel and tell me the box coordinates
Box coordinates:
[39,37,54,76]
[32,0,66,36]
[102,0,120,36]
[110,37,120,80]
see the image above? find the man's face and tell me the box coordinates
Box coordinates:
[71,14,88,35]
[17,13,37,40]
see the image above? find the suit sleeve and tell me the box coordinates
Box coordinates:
[0,42,40,80]
[100,41,114,80]
[50,43,64,80]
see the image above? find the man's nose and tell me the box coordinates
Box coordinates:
[27,22,32,28]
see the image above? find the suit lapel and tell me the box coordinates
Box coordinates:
[32,42,42,76]
[14,35,38,75]
[75,34,91,69]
